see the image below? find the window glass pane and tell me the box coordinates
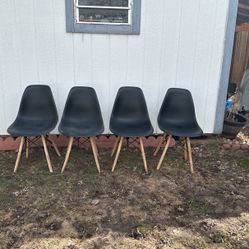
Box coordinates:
[78,8,129,23]
[78,0,129,7]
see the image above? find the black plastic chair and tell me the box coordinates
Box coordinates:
[110,87,154,173]
[59,87,104,173]
[155,88,203,174]
[7,85,60,173]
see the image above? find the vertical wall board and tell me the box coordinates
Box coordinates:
[157,0,183,131]
[109,35,129,109]
[0,0,15,27]
[0,0,11,131]
[53,0,75,116]
[126,36,144,85]
[33,0,57,99]
[0,1,22,128]
[73,34,92,86]
[14,0,39,89]
[126,0,146,86]
[141,0,164,131]
[214,0,238,133]
[0,49,6,133]
[191,0,218,130]
[203,0,230,132]
[175,0,200,90]
[91,35,110,133]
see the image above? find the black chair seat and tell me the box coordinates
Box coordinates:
[158,121,203,137]
[158,88,203,138]
[7,85,58,137]
[8,120,56,137]
[59,86,104,137]
[110,87,154,137]
[59,122,104,137]
[110,121,153,137]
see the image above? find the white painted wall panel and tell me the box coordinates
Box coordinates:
[157,0,182,126]
[203,0,230,132]
[192,0,218,131]
[53,0,75,116]
[0,0,233,134]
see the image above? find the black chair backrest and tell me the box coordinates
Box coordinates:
[110,87,151,122]
[18,85,58,123]
[61,86,103,124]
[158,88,198,124]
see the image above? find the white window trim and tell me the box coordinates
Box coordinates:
[74,0,133,26]
[65,0,141,35]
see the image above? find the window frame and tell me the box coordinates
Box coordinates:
[65,0,141,34]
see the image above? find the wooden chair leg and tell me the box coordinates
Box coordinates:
[90,137,101,173]
[153,133,166,156]
[156,135,172,170]
[14,137,25,173]
[139,137,148,174]
[184,138,188,161]
[93,138,99,158]
[61,136,74,173]
[186,137,194,174]
[25,137,29,159]
[111,136,120,157]
[48,135,61,157]
[112,137,123,172]
[41,135,53,173]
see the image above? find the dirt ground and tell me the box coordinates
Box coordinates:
[0,139,249,249]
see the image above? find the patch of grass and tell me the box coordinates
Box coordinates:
[137,224,150,234]
[0,192,14,210]
[0,237,7,249]
[180,238,207,249]
[139,201,153,212]
[186,197,209,215]
[245,225,249,237]
[238,159,249,169]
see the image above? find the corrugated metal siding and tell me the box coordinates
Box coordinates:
[0,0,231,134]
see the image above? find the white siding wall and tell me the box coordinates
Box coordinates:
[0,0,232,134]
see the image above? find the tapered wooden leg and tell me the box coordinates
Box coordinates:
[184,138,188,161]
[25,137,29,159]
[90,137,101,173]
[112,137,123,172]
[153,134,166,156]
[139,138,148,174]
[156,135,172,170]
[14,137,25,173]
[61,136,74,173]
[41,135,53,173]
[93,138,99,158]
[111,136,120,157]
[48,135,61,157]
[186,137,194,174]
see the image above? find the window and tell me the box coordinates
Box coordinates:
[65,0,141,34]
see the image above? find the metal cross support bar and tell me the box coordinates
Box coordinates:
[73,137,90,148]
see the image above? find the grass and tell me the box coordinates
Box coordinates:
[186,197,209,215]
[136,224,151,235]
[0,239,7,249]
[0,193,15,210]
[0,143,249,248]
[238,159,249,169]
